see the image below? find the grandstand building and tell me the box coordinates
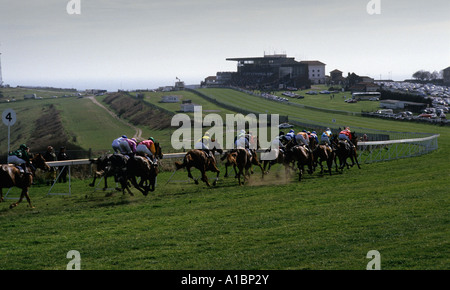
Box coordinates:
[222,54,310,90]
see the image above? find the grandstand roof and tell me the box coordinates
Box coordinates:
[299,60,326,66]
[226,55,295,62]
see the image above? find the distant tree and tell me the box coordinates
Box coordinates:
[412,70,423,80]
[412,70,432,81]
[430,71,440,80]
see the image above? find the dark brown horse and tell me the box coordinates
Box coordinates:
[0,154,50,209]
[175,149,220,187]
[248,149,265,178]
[234,149,252,185]
[262,147,286,174]
[284,144,314,182]
[313,143,337,175]
[89,153,116,190]
[334,132,361,171]
[125,155,159,195]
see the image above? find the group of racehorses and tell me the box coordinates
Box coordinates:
[175,132,361,187]
[0,143,163,209]
[88,143,163,196]
[0,132,360,209]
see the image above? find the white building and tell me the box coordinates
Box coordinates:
[300,60,326,84]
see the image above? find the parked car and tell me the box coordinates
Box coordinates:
[279,123,294,129]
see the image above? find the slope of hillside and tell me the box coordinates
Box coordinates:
[103,93,172,130]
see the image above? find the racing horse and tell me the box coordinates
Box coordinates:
[0,154,50,209]
[89,153,116,191]
[234,148,266,185]
[334,132,361,171]
[262,147,287,174]
[125,155,159,195]
[131,142,163,194]
[313,143,337,175]
[175,149,220,187]
[221,150,238,178]
[284,144,314,182]
[89,143,163,194]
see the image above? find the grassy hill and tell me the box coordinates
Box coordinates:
[0,87,448,270]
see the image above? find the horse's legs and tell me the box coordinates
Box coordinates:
[104,175,108,191]
[327,157,333,176]
[237,166,243,186]
[224,163,229,178]
[212,165,220,186]
[0,188,3,203]
[200,169,211,187]
[353,149,361,169]
[318,158,324,174]
[10,188,34,209]
[186,167,198,184]
[89,175,97,187]
[298,164,303,182]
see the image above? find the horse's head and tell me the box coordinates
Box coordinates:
[91,154,111,170]
[155,143,163,160]
[147,158,159,192]
[31,153,51,172]
[350,132,358,146]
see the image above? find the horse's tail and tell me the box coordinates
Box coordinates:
[175,153,192,170]
[220,152,228,161]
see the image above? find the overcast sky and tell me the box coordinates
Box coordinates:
[0,0,449,91]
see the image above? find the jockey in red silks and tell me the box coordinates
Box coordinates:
[137,137,156,160]
[339,127,354,148]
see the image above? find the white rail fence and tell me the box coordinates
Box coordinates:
[357,134,440,164]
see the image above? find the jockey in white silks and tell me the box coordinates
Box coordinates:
[235,132,252,157]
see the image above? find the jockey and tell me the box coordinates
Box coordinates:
[270,136,285,160]
[310,131,319,145]
[137,137,156,160]
[295,130,310,148]
[321,128,332,145]
[235,131,252,157]
[112,135,127,153]
[285,129,295,142]
[194,132,213,158]
[118,137,137,156]
[247,131,257,149]
[339,127,355,148]
[8,144,32,175]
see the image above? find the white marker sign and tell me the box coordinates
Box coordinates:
[2,108,16,126]
[3,108,17,156]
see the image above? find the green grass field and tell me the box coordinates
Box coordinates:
[0,87,448,270]
[274,85,381,113]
